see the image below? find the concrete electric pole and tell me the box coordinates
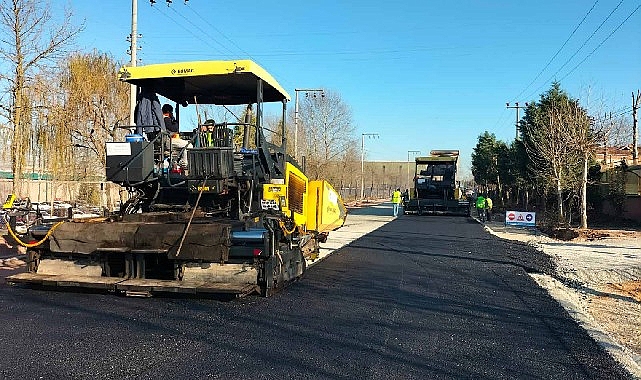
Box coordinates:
[407,150,420,190]
[506,102,527,140]
[361,133,379,200]
[294,89,324,161]
[128,0,139,125]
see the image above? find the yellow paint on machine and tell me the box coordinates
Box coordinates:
[261,163,308,228]
[2,193,16,209]
[285,163,308,227]
[261,163,345,233]
[306,180,347,233]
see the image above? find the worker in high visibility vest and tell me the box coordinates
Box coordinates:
[485,196,493,221]
[392,188,402,217]
[475,194,486,222]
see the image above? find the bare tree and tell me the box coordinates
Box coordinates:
[562,101,593,229]
[298,89,356,180]
[322,144,359,198]
[594,112,632,161]
[0,0,84,195]
[521,84,583,225]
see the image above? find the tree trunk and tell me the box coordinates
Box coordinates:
[11,78,26,196]
[580,152,588,229]
[556,178,563,224]
[496,173,503,206]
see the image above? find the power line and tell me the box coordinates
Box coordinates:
[559,3,641,82]
[512,0,599,102]
[147,4,230,59]
[164,5,236,56]
[524,0,624,100]
[489,108,515,141]
[147,2,297,89]
[183,2,254,59]
[547,1,623,77]
[592,106,633,121]
[610,106,633,118]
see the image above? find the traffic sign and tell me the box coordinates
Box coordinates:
[505,211,536,227]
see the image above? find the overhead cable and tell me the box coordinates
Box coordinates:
[524,1,625,100]
[559,3,641,82]
[512,0,599,102]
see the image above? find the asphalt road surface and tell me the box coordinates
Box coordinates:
[0,206,633,379]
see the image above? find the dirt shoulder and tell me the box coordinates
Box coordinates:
[485,220,641,378]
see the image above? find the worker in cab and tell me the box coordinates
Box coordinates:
[162,104,191,169]
[392,188,402,217]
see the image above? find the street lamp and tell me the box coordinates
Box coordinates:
[361,133,379,200]
[294,88,324,161]
[407,150,420,189]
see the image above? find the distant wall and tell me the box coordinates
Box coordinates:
[602,195,641,222]
[0,179,125,210]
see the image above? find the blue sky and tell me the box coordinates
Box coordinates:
[66,1,641,176]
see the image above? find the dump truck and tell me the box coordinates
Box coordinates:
[6,59,347,297]
[403,150,470,216]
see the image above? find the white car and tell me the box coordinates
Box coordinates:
[14,221,28,235]
[72,211,101,219]
[53,201,73,209]
[31,202,52,211]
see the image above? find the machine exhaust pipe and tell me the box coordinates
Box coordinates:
[243,104,252,148]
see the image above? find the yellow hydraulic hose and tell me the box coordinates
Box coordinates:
[279,220,301,235]
[4,221,65,248]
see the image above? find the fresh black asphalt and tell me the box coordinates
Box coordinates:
[0,206,633,379]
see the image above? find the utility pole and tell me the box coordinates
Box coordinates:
[603,112,612,165]
[506,102,527,140]
[128,0,139,125]
[633,90,640,166]
[294,89,324,161]
[407,150,420,190]
[361,133,379,200]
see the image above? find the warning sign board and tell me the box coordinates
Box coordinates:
[505,211,536,227]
